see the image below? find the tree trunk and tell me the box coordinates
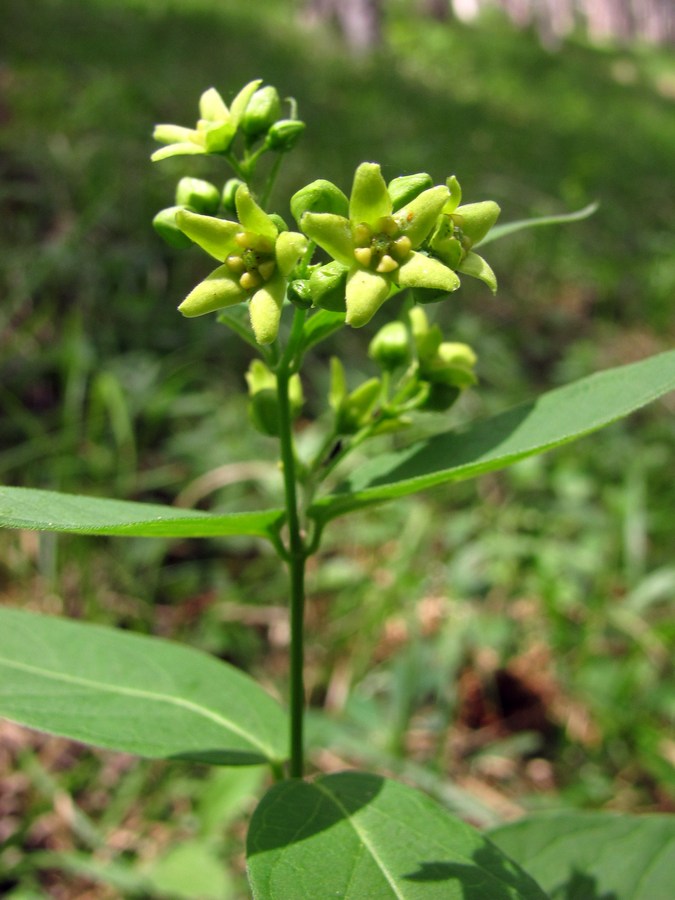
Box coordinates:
[302,0,383,54]
[420,0,451,21]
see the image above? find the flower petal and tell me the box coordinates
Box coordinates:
[229,79,264,125]
[153,124,198,145]
[178,266,245,317]
[151,142,206,162]
[249,273,286,345]
[202,120,237,153]
[176,209,240,261]
[397,251,461,292]
[235,186,278,241]
[453,201,500,246]
[199,87,230,121]
[301,213,354,268]
[395,185,449,247]
[276,231,308,276]
[458,251,498,293]
[349,163,392,225]
[345,267,390,327]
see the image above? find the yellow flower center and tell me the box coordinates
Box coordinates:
[225,231,277,291]
[352,217,412,274]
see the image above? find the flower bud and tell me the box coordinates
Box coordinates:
[265,119,306,152]
[175,177,221,215]
[420,342,477,388]
[368,321,411,370]
[222,178,245,215]
[241,86,281,139]
[152,206,194,249]
[308,261,348,312]
[290,179,349,225]
[388,173,433,211]
[407,306,442,363]
[288,279,313,309]
[336,378,381,435]
[245,360,303,435]
[269,213,289,234]
[248,388,280,436]
[419,382,461,412]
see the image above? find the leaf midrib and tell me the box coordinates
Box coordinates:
[313,781,406,899]
[0,654,274,758]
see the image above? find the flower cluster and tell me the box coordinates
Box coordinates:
[152,85,500,345]
[152,81,263,161]
[175,186,307,345]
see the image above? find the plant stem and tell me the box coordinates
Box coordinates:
[275,310,308,778]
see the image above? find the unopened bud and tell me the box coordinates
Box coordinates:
[368,321,411,370]
[269,213,289,234]
[288,279,313,309]
[242,86,281,139]
[153,206,194,249]
[265,119,306,152]
[420,341,477,388]
[419,382,461,412]
[291,179,349,225]
[308,261,348,312]
[222,178,245,214]
[336,378,381,435]
[245,360,303,435]
[175,178,220,215]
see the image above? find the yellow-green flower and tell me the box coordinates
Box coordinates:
[175,186,307,345]
[427,177,500,293]
[300,163,460,327]
[151,81,261,161]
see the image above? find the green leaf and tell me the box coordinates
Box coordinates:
[246,772,547,899]
[477,202,598,247]
[311,350,675,523]
[0,607,287,766]
[0,486,284,538]
[489,811,675,899]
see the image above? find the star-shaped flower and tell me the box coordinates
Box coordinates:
[175,186,307,345]
[426,177,500,293]
[300,163,460,327]
[151,80,261,161]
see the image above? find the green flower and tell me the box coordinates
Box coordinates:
[151,80,262,161]
[427,177,500,293]
[175,186,308,345]
[300,163,460,328]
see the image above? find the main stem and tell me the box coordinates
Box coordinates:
[275,316,307,778]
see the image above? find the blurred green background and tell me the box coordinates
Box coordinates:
[1,1,674,896]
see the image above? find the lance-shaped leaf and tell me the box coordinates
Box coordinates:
[0,607,288,765]
[310,350,675,523]
[0,486,284,539]
[247,772,547,899]
[489,811,675,900]
[477,201,598,247]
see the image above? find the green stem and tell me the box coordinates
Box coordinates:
[276,308,309,778]
[260,153,285,210]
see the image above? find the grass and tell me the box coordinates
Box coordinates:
[1,0,674,895]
